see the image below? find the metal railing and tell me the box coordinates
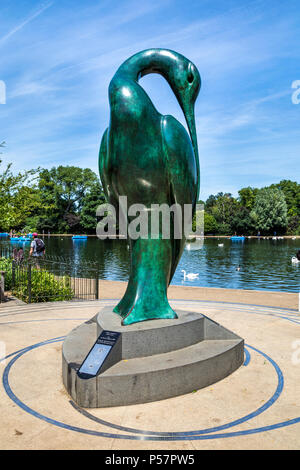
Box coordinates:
[0,270,5,302]
[0,254,100,303]
[0,244,13,260]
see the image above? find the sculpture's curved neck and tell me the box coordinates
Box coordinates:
[115,49,200,202]
[116,49,179,84]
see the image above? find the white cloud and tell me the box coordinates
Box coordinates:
[9,81,59,98]
[0,2,53,47]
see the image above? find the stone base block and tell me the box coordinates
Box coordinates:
[62,309,244,408]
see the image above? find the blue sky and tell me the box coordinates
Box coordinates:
[0,0,299,200]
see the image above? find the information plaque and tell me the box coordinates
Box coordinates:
[77,330,121,379]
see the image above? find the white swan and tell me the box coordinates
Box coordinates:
[185,240,203,251]
[181,269,199,280]
[218,243,224,247]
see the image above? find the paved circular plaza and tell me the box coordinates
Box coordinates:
[0,296,300,450]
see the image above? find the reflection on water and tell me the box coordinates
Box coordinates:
[1,237,299,292]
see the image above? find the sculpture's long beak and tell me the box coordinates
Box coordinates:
[184,104,200,202]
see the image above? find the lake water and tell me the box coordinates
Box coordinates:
[1,236,300,293]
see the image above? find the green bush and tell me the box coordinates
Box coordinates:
[0,257,13,290]
[12,269,74,303]
[0,258,74,303]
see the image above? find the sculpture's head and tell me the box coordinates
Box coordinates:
[133,48,201,108]
[136,49,201,198]
[118,48,201,199]
[158,51,200,196]
[159,49,201,117]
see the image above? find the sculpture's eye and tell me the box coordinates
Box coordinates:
[187,72,194,84]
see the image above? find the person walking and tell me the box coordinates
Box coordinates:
[29,233,45,266]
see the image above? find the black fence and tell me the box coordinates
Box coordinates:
[0,244,12,260]
[0,252,100,303]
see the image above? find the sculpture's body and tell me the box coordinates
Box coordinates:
[63,58,243,407]
[99,49,200,325]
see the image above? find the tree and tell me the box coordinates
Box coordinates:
[206,192,238,234]
[269,180,300,234]
[270,180,300,216]
[80,181,106,233]
[0,148,39,231]
[203,212,218,234]
[250,187,288,234]
[204,192,239,234]
[238,187,259,211]
[36,166,100,233]
[230,205,254,235]
[204,194,217,211]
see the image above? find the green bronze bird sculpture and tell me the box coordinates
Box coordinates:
[99,48,201,325]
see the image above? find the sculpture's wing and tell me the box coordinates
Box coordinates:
[99,127,122,229]
[99,128,119,207]
[161,115,198,283]
[99,128,109,200]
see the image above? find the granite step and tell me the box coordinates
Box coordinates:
[95,338,243,407]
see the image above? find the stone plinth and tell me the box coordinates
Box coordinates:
[62,309,244,408]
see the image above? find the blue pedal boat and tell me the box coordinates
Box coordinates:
[230,236,245,241]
